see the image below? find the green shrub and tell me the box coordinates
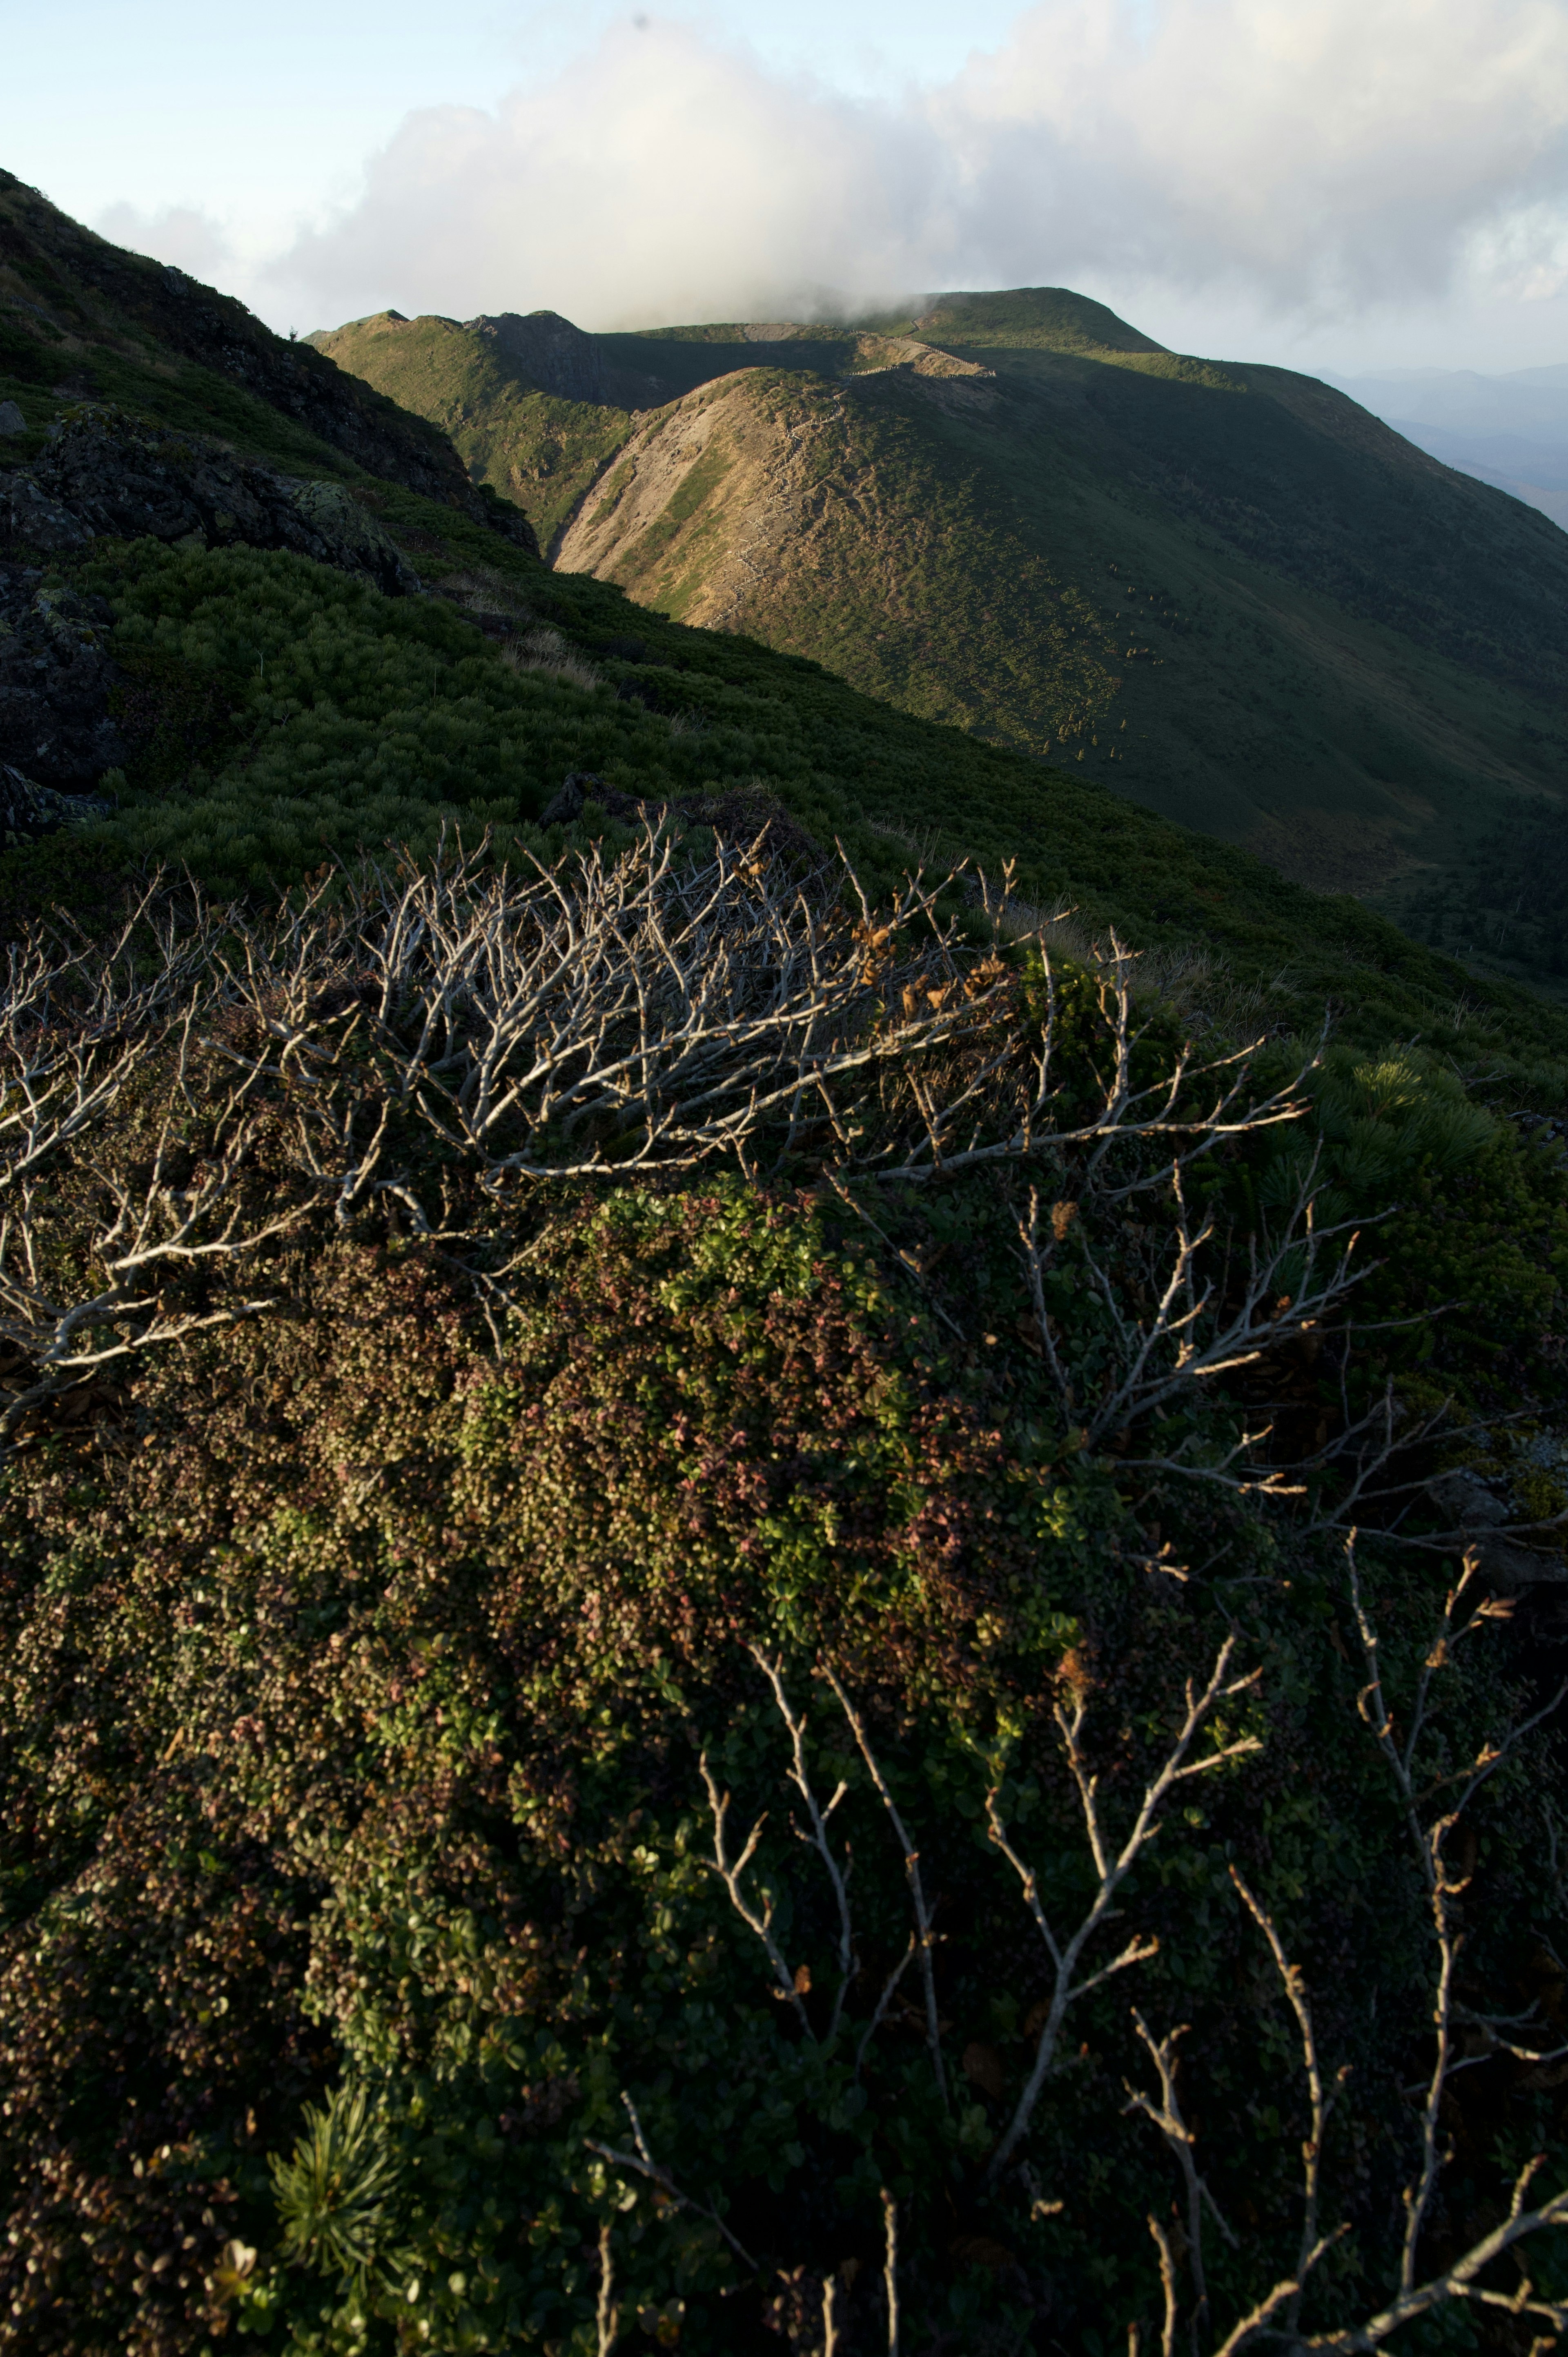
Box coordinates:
[1,868,1565,2353]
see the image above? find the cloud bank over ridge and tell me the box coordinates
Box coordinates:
[245,0,1568,346]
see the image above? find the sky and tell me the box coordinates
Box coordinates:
[9,0,1568,374]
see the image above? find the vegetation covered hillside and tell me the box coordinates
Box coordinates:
[0,169,536,551]
[316,288,1568,985]
[4,187,1568,2357]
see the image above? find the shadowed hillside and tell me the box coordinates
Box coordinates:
[0,169,537,551]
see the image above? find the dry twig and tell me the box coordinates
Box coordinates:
[985,1637,1263,2181]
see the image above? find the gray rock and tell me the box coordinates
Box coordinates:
[0,762,113,847]
[2,471,94,551]
[18,406,421,594]
[1467,1531,1568,1589]
[0,401,26,437]
[1425,1468,1568,1588]
[541,773,601,825]
[1427,1470,1509,1525]
[0,568,125,791]
[287,479,420,595]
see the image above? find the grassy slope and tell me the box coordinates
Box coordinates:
[1,199,1564,1078]
[16,494,1568,1086]
[557,337,1568,903]
[305,314,988,556]
[307,312,633,555]
[314,285,1568,976]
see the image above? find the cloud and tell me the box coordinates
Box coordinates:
[94,200,235,284]
[257,0,1568,334]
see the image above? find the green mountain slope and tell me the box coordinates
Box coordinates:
[9,190,1568,2357]
[0,227,1560,1072]
[0,170,536,551]
[307,310,635,554]
[313,288,1568,975]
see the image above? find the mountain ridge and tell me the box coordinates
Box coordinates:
[6,191,1564,1066]
[0,169,538,552]
[310,287,1568,979]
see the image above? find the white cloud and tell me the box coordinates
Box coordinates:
[94,200,236,285]
[252,0,1568,341]
[264,23,950,330]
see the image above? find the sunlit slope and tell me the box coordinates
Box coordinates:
[312,283,1568,919]
[307,311,634,554]
[308,310,993,555]
[555,365,1123,762]
[556,323,1566,891]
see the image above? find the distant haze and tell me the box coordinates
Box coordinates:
[1330,365,1568,528]
[16,1,1568,372]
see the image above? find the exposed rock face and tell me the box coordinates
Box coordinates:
[0,566,125,792]
[0,475,91,553]
[0,401,24,437]
[467,312,607,405]
[0,760,112,845]
[1425,1469,1568,1591]
[0,408,442,798]
[4,406,421,595]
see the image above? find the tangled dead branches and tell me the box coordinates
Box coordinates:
[640,1562,1568,2355]
[0,828,1340,1454]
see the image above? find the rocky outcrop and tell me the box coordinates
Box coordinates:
[3,406,421,594]
[0,565,125,792]
[0,760,111,846]
[0,407,453,801]
[539,769,822,868]
[1425,1469,1568,1591]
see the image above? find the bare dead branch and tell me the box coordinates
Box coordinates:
[1018,1153,1368,1472]
[0,834,1340,1459]
[749,1649,855,2038]
[1227,1870,1345,2336]
[1149,2213,1179,2357]
[1347,1536,1568,2293]
[1124,2012,1237,2346]
[856,1936,919,2080]
[1301,2158,1568,2350]
[821,1667,950,2112]
[822,2272,841,2357]
[881,2187,900,2357]
[985,1638,1262,2182]
[585,2091,758,2275]
[596,2221,618,2357]
[696,1753,811,2036]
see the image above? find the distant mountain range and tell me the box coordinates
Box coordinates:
[1325,363,1568,531]
[307,294,1568,981]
